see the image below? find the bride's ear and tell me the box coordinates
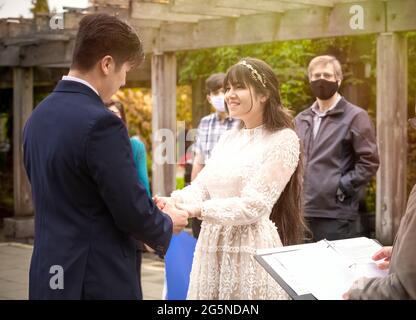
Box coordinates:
[260,92,270,104]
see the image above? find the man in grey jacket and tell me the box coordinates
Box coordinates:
[295,55,379,241]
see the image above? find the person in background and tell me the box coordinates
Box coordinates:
[106,100,151,197]
[294,55,379,242]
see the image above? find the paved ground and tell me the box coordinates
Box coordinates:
[0,242,165,300]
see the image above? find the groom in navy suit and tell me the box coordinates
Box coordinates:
[23,13,188,299]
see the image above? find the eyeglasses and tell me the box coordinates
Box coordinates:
[409,117,416,129]
[311,72,336,81]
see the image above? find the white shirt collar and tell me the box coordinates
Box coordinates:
[311,94,342,116]
[62,75,99,96]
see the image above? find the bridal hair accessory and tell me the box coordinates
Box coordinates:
[238,60,267,88]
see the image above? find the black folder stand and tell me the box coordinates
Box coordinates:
[254,253,317,300]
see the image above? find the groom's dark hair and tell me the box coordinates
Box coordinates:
[71,13,144,71]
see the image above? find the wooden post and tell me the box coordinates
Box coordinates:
[191,77,210,129]
[376,33,408,245]
[13,67,33,216]
[151,52,177,196]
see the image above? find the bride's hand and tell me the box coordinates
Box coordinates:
[175,203,201,218]
[153,196,174,210]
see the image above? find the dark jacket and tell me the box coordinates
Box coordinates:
[23,80,172,299]
[294,97,379,220]
[349,184,416,299]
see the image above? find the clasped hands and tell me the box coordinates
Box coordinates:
[153,195,201,234]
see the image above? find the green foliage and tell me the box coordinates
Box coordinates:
[407,32,416,195]
[176,176,185,190]
[31,0,49,14]
[176,85,193,124]
[365,179,376,213]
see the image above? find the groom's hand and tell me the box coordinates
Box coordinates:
[153,196,173,210]
[163,202,189,234]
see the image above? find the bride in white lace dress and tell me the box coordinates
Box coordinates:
[156,58,307,300]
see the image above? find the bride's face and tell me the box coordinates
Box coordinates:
[224,82,263,121]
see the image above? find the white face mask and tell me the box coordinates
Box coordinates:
[210,93,226,113]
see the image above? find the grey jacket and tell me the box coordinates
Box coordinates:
[294,97,379,220]
[349,184,416,299]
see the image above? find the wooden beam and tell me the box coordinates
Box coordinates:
[0,25,158,67]
[128,23,160,54]
[131,2,218,22]
[214,0,307,12]
[159,1,385,52]
[151,52,177,196]
[91,0,129,8]
[278,1,386,39]
[0,19,33,38]
[126,54,152,87]
[19,41,75,67]
[3,0,416,66]
[387,0,416,32]
[129,18,162,29]
[13,67,33,216]
[376,33,408,245]
[191,77,210,129]
[172,0,263,17]
[0,45,20,66]
[278,0,335,6]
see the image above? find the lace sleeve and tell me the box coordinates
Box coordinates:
[201,129,300,226]
[170,179,210,205]
[170,130,233,204]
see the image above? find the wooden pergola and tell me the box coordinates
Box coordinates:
[0,0,414,244]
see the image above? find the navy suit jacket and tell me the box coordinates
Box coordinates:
[23,80,172,299]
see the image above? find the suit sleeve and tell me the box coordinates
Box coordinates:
[86,114,172,256]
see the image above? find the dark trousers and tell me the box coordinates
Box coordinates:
[306,217,360,242]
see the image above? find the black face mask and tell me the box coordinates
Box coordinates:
[310,79,339,100]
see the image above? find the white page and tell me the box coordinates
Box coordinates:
[276,242,353,300]
[329,237,384,264]
[263,243,351,298]
[328,237,388,280]
[262,252,311,295]
[258,237,388,300]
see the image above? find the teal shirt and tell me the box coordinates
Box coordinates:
[130,137,151,197]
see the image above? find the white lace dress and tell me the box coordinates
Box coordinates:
[171,126,300,300]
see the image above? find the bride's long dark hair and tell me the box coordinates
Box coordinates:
[223,57,308,245]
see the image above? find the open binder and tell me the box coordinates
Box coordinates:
[254,237,388,300]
